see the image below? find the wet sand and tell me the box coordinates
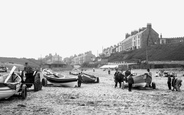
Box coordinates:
[0,69,184,115]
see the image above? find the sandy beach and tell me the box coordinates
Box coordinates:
[0,69,184,115]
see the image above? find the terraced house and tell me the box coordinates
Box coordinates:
[102,23,160,57]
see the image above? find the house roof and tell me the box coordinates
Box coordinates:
[123,29,146,42]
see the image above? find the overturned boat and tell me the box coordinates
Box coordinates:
[81,73,99,83]
[42,69,78,87]
[124,73,156,89]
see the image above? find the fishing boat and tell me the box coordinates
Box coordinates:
[124,73,156,89]
[69,68,81,75]
[42,69,78,87]
[0,66,27,100]
[81,73,99,83]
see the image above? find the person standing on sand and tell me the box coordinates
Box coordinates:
[146,68,152,87]
[108,68,111,75]
[114,68,122,88]
[127,74,134,92]
[120,70,125,89]
[23,62,33,78]
[175,78,182,91]
[172,75,176,91]
[78,72,83,87]
[171,74,182,91]
[167,74,172,90]
[125,68,131,82]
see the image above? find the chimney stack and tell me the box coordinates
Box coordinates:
[147,23,152,29]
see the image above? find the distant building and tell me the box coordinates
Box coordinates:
[159,34,184,44]
[72,51,96,65]
[121,23,159,51]
[102,23,160,57]
[43,53,64,68]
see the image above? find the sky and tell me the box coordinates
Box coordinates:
[0,0,184,59]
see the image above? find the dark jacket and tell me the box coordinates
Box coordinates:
[127,75,134,84]
[167,75,172,83]
[78,74,83,82]
[114,71,122,81]
[125,70,131,77]
[172,77,176,87]
[24,66,33,74]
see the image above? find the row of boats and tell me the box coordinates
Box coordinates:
[0,67,100,100]
[42,68,99,87]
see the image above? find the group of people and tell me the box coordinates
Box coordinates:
[113,67,182,92]
[114,68,153,92]
[167,72,182,91]
[114,68,133,92]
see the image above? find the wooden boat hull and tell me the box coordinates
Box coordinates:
[124,74,153,88]
[44,75,78,87]
[0,66,23,100]
[0,86,16,99]
[81,73,99,83]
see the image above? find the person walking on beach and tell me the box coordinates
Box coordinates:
[78,72,83,87]
[127,74,134,92]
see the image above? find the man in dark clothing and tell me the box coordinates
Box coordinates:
[114,68,122,88]
[23,62,34,83]
[172,75,176,91]
[78,73,83,87]
[24,62,33,72]
[125,69,131,83]
[127,74,134,92]
[108,68,111,75]
[167,74,172,90]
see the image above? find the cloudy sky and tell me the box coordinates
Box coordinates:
[0,0,183,59]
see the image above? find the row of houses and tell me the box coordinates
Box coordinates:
[102,23,184,57]
[70,51,96,65]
